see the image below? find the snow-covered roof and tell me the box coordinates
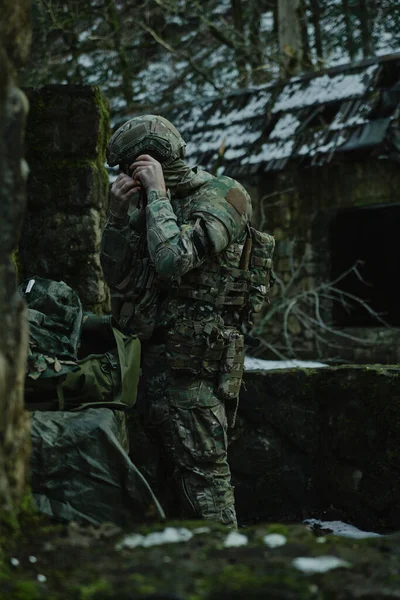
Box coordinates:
[166,53,400,175]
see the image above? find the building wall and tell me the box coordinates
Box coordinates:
[241,156,400,363]
[19,85,111,313]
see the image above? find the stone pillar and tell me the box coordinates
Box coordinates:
[19,85,111,313]
[0,0,32,529]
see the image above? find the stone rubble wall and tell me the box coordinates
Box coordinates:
[233,364,400,531]
[19,85,111,313]
[129,363,400,531]
[240,158,400,363]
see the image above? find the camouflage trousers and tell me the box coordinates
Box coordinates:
[137,343,237,528]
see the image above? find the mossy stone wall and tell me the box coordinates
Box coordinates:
[230,364,400,531]
[19,85,111,312]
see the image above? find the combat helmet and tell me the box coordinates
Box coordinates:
[106,115,186,169]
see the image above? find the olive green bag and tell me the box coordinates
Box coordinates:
[21,276,140,412]
[25,327,141,412]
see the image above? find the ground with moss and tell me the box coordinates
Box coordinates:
[5,364,400,598]
[2,512,400,600]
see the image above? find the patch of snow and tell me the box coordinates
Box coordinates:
[246,140,294,164]
[10,557,19,567]
[77,22,101,43]
[310,133,347,156]
[29,555,38,563]
[273,65,378,113]
[260,12,274,33]
[184,123,260,160]
[223,531,248,548]
[77,53,94,68]
[270,113,301,140]
[240,92,272,119]
[329,116,367,130]
[116,527,194,550]
[192,527,211,534]
[264,533,287,548]
[293,555,351,574]
[304,519,382,539]
[224,147,246,160]
[224,123,260,147]
[212,0,231,15]
[37,574,47,583]
[185,134,220,156]
[245,357,328,371]
[167,15,184,26]
[297,133,322,156]
[116,533,143,549]
[205,91,271,128]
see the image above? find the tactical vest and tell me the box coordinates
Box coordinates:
[169,177,275,320]
[163,180,275,412]
[172,224,275,318]
[102,176,275,417]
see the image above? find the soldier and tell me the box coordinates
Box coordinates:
[101,115,253,528]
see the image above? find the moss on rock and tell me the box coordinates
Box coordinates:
[1,516,400,599]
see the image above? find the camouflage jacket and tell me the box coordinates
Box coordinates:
[100,169,252,341]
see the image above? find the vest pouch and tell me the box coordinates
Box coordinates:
[248,228,275,314]
[216,330,245,402]
[166,321,226,376]
[119,259,158,340]
[216,330,245,428]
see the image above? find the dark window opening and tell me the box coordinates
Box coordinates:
[376,60,400,91]
[330,204,400,327]
[298,102,340,133]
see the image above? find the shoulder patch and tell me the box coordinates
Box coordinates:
[226,188,247,216]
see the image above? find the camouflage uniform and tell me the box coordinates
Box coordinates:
[101,116,253,527]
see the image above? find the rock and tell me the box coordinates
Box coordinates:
[229,365,400,531]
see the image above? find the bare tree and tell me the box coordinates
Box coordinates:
[230,0,249,86]
[309,0,323,65]
[251,244,389,362]
[358,0,374,57]
[106,0,134,106]
[342,0,357,61]
[278,0,308,77]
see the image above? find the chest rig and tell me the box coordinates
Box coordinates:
[163,178,275,417]
[168,177,275,324]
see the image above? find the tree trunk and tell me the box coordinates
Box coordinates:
[0,0,32,530]
[249,0,266,84]
[359,0,373,57]
[231,0,249,86]
[309,0,323,66]
[278,0,306,77]
[342,0,357,61]
[106,0,133,107]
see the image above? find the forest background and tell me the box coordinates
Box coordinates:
[20,0,400,121]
